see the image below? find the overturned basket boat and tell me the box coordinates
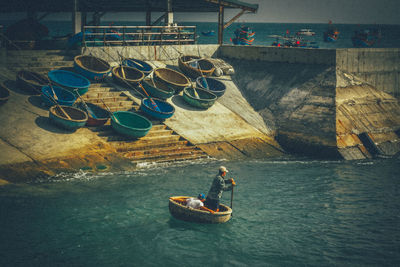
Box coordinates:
[111,111,152,139]
[142,78,175,100]
[122,58,153,76]
[0,82,10,105]
[48,70,91,96]
[74,55,111,81]
[178,55,215,79]
[153,68,190,94]
[169,196,232,223]
[49,105,88,131]
[16,70,48,94]
[183,87,217,109]
[112,65,145,87]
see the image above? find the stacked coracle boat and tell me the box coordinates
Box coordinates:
[12,52,231,141]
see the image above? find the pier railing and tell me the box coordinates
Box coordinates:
[82,25,197,47]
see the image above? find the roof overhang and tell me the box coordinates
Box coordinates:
[0,0,258,13]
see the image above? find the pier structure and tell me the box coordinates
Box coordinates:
[0,0,258,44]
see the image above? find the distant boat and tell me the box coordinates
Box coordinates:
[296,29,315,36]
[201,30,215,37]
[352,28,381,47]
[323,21,340,42]
[231,25,255,45]
[323,28,340,42]
[269,34,318,48]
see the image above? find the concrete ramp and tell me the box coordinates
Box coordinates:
[165,96,266,144]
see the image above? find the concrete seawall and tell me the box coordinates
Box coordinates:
[218,45,400,159]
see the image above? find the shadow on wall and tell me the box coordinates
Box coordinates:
[226,59,329,112]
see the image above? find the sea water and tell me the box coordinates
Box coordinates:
[0,157,399,266]
[1,20,400,48]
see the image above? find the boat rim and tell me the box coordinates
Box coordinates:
[169,196,232,216]
[111,111,152,131]
[112,66,145,82]
[49,105,88,122]
[74,55,112,74]
[141,98,175,115]
[142,78,175,94]
[0,82,10,101]
[154,67,190,87]
[48,70,91,89]
[184,87,217,101]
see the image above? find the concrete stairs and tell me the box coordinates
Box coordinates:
[3,49,209,166]
[82,85,208,164]
[4,50,77,75]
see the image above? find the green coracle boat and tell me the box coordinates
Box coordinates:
[153,68,190,94]
[178,55,215,79]
[183,87,217,109]
[112,65,145,87]
[142,77,175,99]
[49,105,88,131]
[111,111,152,138]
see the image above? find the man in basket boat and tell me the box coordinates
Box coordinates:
[171,194,215,213]
[204,166,236,212]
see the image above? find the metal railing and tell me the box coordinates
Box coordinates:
[82,25,197,47]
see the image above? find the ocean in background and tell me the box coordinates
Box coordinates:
[0,158,399,266]
[1,20,400,48]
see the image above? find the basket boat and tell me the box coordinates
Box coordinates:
[169,196,232,223]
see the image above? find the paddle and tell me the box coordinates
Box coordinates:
[46,77,58,101]
[100,99,119,124]
[230,184,234,217]
[74,89,97,119]
[45,92,71,120]
[120,65,126,79]
[138,82,161,112]
[197,61,209,90]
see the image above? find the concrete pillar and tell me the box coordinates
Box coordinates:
[166,0,173,26]
[72,0,82,34]
[146,10,151,26]
[218,2,224,45]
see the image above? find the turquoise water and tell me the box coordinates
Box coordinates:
[2,21,400,48]
[1,158,399,266]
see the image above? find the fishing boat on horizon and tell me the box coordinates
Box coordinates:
[323,20,340,42]
[201,30,215,37]
[296,29,315,36]
[231,25,255,45]
[352,28,381,47]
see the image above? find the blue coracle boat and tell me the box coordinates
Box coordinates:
[48,70,91,96]
[122,58,153,76]
[140,98,175,120]
[74,55,112,81]
[41,85,76,107]
[196,77,226,97]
